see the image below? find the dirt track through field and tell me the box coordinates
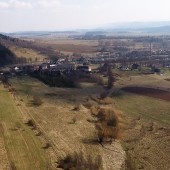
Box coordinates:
[122,87,170,101]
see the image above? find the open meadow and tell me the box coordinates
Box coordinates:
[32,38,99,55]
[7,76,126,170]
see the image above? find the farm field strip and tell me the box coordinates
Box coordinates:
[0,84,48,170]
[113,92,170,125]
[122,86,170,101]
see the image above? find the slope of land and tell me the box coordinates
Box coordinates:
[9,46,46,63]
[0,34,60,62]
[9,76,126,170]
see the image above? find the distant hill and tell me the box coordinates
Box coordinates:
[8,31,81,38]
[97,21,170,35]
[6,21,170,36]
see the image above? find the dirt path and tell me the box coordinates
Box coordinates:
[102,141,126,170]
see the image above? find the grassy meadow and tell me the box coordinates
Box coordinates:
[9,46,47,62]
[9,76,126,170]
[113,91,170,125]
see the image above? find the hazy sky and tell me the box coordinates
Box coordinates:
[0,0,170,32]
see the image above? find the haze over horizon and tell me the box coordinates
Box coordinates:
[1,0,170,33]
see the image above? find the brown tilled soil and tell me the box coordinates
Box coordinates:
[122,87,170,101]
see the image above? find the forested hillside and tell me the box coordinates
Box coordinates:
[0,43,16,66]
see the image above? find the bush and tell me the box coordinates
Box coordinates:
[111,90,123,98]
[100,91,109,99]
[107,65,116,89]
[96,123,120,143]
[24,119,36,129]
[90,96,113,105]
[90,74,105,86]
[90,106,100,116]
[72,105,81,111]
[30,95,43,106]
[100,97,113,105]
[83,101,98,109]
[42,142,51,149]
[93,107,122,144]
[72,117,77,124]
[57,152,102,170]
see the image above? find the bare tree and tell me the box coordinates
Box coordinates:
[107,64,115,89]
[95,108,122,144]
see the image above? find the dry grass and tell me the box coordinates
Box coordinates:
[91,96,113,105]
[9,77,103,166]
[9,76,125,170]
[33,38,98,54]
[113,78,170,170]
[9,46,46,62]
[28,95,43,106]
[34,38,98,46]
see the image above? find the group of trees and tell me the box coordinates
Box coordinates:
[0,43,17,66]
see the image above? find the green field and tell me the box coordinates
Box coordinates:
[0,84,48,170]
[113,91,170,125]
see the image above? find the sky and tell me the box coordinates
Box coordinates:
[0,0,170,32]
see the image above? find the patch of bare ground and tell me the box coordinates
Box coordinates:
[122,86,170,101]
[165,78,170,82]
[102,141,126,170]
